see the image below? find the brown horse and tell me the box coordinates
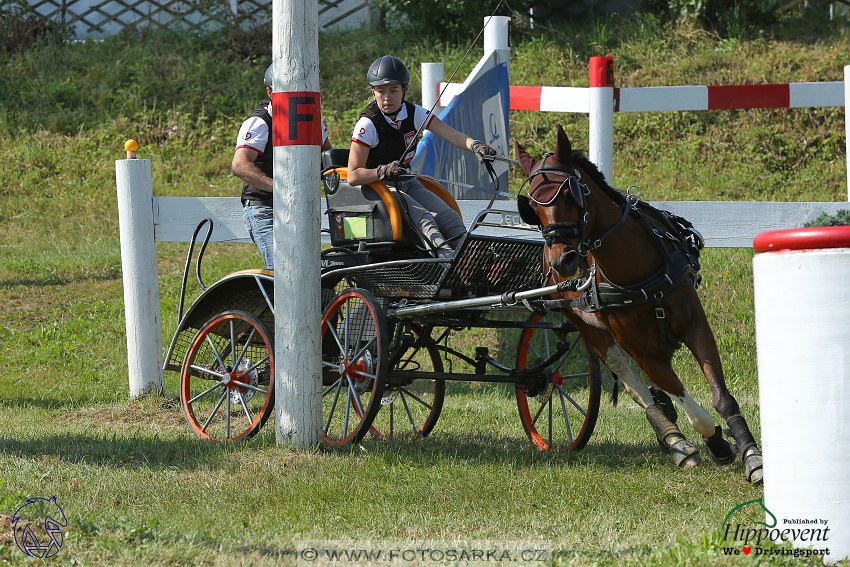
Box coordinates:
[515,124,763,484]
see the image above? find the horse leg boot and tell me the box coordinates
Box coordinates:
[726,415,764,484]
[645,403,702,468]
[703,426,737,466]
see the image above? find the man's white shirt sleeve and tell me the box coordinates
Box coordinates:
[236,116,269,155]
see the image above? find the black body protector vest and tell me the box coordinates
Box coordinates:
[362,100,419,169]
[240,101,274,202]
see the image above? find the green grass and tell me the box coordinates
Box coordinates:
[2,9,850,566]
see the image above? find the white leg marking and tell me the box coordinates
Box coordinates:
[602,345,654,409]
[671,391,715,438]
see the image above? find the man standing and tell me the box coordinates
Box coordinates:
[232,64,332,270]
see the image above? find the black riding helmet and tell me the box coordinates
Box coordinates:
[264,64,274,89]
[367,56,410,88]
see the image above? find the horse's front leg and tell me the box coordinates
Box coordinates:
[600,344,704,469]
[680,308,764,484]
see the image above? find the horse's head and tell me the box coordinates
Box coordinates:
[516,124,590,280]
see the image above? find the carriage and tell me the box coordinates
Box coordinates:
[162,126,763,485]
[162,148,603,450]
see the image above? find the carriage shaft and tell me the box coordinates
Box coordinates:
[389,282,563,318]
[387,370,535,385]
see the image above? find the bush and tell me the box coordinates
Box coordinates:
[642,0,780,36]
[804,210,850,227]
[374,0,562,42]
[1,3,71,53]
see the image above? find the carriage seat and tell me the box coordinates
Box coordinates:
[321,149,462,261]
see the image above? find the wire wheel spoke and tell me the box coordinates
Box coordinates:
[515,314,600,453]
[181,311,275,443]
[321,289,386,445]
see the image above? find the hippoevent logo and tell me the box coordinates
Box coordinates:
[12,496,67,558]
[720,498,831,559]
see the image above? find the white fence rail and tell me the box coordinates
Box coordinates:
[154,196,850,249]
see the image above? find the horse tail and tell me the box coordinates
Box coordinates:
[610,371,619,406]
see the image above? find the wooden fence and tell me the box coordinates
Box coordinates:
[3,0,378,38]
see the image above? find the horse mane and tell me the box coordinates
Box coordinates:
[570,150,627,207]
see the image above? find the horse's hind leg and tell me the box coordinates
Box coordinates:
[681,314,763,484]
[602,345,703,469]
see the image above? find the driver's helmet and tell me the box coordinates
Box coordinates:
[366,56,410,87]
[264,64,274,89]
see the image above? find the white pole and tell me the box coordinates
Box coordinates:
[844,65,850,202]
[115,156,164,399]
[589,56,614,185]
[271,0,323,449]
[421,62,444,113]
[484,15,510,70]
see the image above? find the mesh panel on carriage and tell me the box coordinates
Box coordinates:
[437,233,547,298]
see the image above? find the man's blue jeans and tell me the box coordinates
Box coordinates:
[243,204,274,270]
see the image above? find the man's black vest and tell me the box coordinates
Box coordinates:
[241,101,274,202]
[361,100,418,169]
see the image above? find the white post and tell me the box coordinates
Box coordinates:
[845,65,850,202]
[589,56,614,185]
[271,0,323,449]
[421,62,444,114]
[115,157,164,399]
[484,15,510,70]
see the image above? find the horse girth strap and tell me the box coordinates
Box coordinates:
[537,247,698,314]
[583,248,697,312]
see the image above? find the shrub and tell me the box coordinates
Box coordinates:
[374,0,563,42]
[804,210,850,227]
[0,3,71,53]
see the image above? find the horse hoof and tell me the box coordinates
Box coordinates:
[704,426,736,466]
[670,439,702,468]
[745,454,764,484]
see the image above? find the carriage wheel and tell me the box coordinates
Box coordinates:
[321,288,387,445]
[180,310,275,442]
[515,313,601,452]
[369,324,445,440]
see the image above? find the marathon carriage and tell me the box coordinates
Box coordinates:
[163,149,603,451]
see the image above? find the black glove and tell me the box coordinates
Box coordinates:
[471,140,497,163]
[376,161,408,180]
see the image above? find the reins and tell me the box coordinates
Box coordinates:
[524,156,702,350]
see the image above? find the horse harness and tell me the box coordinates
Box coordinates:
[522,156,705,349]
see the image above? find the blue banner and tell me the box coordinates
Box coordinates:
[411,63,510,200]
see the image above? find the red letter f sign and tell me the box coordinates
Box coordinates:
[271,91,322,146]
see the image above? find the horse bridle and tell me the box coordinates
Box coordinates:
[521,154,637,257]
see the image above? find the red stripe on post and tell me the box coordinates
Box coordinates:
[707,84,790,110]
[754,226,850,253]
[589,57,614,88]
[510,86,543,111]
[271,91,323,146]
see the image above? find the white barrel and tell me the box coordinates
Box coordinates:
[753,226,850,565]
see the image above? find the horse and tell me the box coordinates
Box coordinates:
[515,124,763,484]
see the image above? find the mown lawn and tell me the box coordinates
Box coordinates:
[2,8,850,566]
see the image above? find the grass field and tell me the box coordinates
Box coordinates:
[2,7,850,566]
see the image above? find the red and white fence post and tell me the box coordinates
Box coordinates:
[421,62,444,113]
[753,226,850,565]
[589,56,615,184]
